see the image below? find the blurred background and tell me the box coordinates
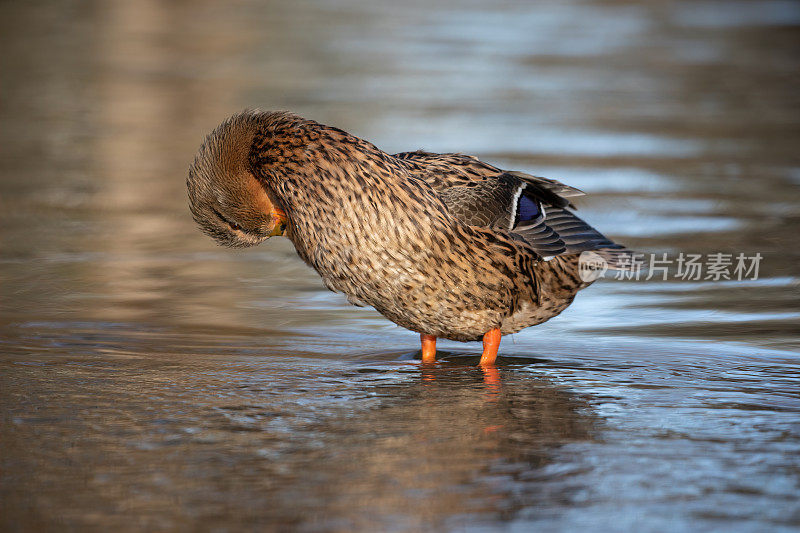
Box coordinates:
[1,0,799,531]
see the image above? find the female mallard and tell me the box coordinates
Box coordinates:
[187,110,626,365]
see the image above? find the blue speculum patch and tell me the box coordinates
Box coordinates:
[517,195,540,222]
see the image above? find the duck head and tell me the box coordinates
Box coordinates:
[187,111,287,248]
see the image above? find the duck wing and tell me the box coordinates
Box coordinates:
[394,151,626,260]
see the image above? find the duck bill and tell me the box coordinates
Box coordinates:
[269,207,288,237]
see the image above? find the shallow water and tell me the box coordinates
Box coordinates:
[1,0,799,531]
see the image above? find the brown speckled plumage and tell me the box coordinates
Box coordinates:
[187,110,626,348]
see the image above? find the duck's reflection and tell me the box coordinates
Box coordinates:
[481,364,502,400]
[277,361,596,530]
[1,344,597,531]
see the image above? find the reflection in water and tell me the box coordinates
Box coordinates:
[1,0,799,530]
[286,365,594,531]
[0,347,594,531]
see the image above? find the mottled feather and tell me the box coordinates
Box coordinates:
[188,112,628,343]
[393,150,625,261]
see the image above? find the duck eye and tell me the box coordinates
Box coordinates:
[211,207,243,232]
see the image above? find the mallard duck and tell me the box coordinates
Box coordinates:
[187,110,627,365]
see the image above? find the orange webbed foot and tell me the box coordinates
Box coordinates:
[479,328,501,366]
[420,334,437,363]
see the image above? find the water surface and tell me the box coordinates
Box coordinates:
[1,0,799,531]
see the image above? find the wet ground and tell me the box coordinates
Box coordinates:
[1,0,799,531]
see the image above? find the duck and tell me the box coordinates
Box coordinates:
[187,110,627,365]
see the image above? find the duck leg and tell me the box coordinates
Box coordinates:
[479,328,501,366]
[420,334,437,363]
